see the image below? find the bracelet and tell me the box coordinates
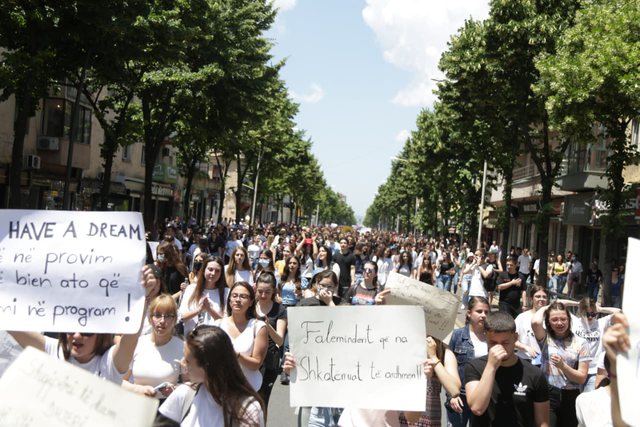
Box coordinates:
[434,359,442,367]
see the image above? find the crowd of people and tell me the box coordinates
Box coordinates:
[2,217,634,427]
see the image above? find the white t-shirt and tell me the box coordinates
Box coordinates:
[517,254,531,274]
[214,318,266,391]
[224,266,254,287]
[468,265,491,298]
[131,335,184,387]
[514,310,541,361]
[44,336,123,384]
[572,314,612,374]
[247,244,261,262]
[179,284,230,336]
[159,384,265,427]
[575,386,612,427]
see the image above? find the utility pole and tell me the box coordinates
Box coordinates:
[476,160,488,249]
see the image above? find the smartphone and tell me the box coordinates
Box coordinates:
[154,382,169,392]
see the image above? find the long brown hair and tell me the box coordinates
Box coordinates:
[189,256,227,309]
[225,247,251,286]
[187,326,265,427]
[157,241,188,277]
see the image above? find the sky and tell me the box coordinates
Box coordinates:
[268,0,490,222]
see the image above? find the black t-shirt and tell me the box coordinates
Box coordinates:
[465,356,548,427]
[264,302,287,354]
[498,271,521,308]
[334,251,356,290]
[586,268,603,286]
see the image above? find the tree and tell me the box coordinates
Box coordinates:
[535,0,640,301]
[0,2,72,207]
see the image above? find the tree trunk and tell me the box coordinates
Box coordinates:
[8,88,33,208]
[183,157,197,219]
[500,162,515,267]
[99,141,117,211]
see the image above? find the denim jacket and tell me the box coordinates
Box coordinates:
[448,324,475,397]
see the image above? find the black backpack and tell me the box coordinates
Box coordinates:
[482,263,497,292]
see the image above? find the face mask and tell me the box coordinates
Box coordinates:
[157,254,166,262]
[193,262,202,272]
[258,259,270,268]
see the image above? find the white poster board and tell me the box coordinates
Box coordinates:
[619,237,640,425]
[0,210,147,333]
[0,347,158,427]
[384,271,459,341]
[288,305,426,411]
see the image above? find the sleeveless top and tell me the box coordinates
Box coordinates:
[214,318,266,391]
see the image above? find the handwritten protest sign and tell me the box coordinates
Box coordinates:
[0,210,146,333]
[384,271,459,341]
[0,347,158,427]
[618,238,640,425]
[0,331,22,377]
[288,305,426,411]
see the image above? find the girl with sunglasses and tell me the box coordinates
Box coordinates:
[562,296,620,392]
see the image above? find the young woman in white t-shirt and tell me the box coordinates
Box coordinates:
[179,256,229,336]
[123,294,184,398]
[159,325,265,427]
[7,265,160,384]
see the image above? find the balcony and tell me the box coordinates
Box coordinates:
[557,143,608,191]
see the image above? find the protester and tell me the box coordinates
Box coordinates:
[214,282,268,391]
[532,302,590,426]
[158,325,265,426]
[514,285,548,365]
[496,256,526,318]
[254,272,287,405]
[466,311,550,427]
[399,336,461,426]
[225,246,254,288]
[179,256,229,336]
[343,260,381,305]
[156,241,188,298]
[564,297,621,392]
[124,294,184,399]
[446,296,490,427]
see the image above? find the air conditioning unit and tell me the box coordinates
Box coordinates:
[25,155,41,170]
[37,137,60,151]
[114,173,126,184]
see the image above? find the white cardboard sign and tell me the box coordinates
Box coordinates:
[619,238,640,425]
[288,305,426,411]
[0,210,147,333]
[0,347,158,427]
[384,271,459,341]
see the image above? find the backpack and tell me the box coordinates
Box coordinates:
[482,263,497,292]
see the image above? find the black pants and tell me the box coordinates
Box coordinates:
[548,386,580,427]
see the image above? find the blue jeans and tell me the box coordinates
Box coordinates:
[437,274,452,292]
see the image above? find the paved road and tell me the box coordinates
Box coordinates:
[265,300,472,426]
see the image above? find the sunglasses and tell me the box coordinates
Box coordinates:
[364,268,375,273]
[586,312,597,318]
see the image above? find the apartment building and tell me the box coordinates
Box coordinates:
[488,123,640,265]
[0,85,222,225]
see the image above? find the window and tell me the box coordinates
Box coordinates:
[632,119,640,150]
[122,144,131,162]
[141,144,145,164]
[41,97,92,144]
[42,98,65,137]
